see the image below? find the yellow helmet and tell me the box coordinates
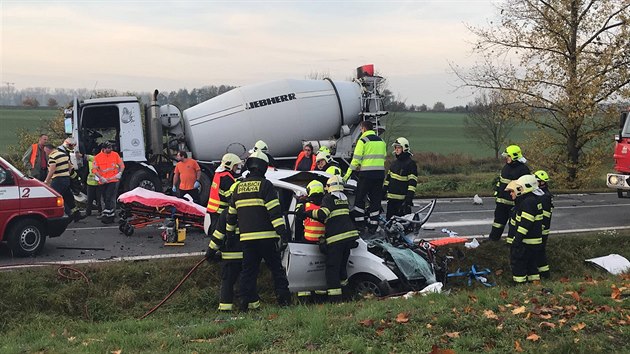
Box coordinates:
[505,174,538,197]
[306,180,324,196]
[221,153,242,170]
[392,137,410,153]
[502,145,523,160]
[246,150,269,172]
[249,140,269,153]
[318,145,331,155]
[534,170,550,182]
[326,175,345,192]
[316,151,332,163]
[325,165,342,175]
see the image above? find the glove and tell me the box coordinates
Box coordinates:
[342,171,350,183]
[295,204,306,219]
[205,248,217,263]
[172,185,177,193]
[194,180,201,189]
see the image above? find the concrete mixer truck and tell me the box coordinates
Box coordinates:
[65,65,387,206]
[606,108,630,198]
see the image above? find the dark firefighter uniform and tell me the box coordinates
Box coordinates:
[344,128,387,232]
[207,183,242,311]
[306,175,359,301]
[383,151,418,220]
[226,151,290,310]
[490,146,530,240]
[537,183,553,278]
[506,176,544,283]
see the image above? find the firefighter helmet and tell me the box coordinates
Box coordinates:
[326,175,345,192]
[505,174,538,197]
[534,170,550,182]
[392,137,411,153]
[306,180,324,196]
[249,140,269,153]
[318,145,331,155]
[220,153,242,170]
[316,151,332,163]
[501,145,523,160]
[246,150,269,173]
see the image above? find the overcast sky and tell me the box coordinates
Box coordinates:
[1,0,497,107]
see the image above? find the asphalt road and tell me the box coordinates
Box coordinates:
[1,193,628,266]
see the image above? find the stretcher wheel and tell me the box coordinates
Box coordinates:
[118,223,126,233]
[119,223,134,236]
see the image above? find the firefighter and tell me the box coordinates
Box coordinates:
[249,140,275,168]
[92,141,125,224]
[383,137,418,220]
[44,138,81,220]
[206,182,242,312]
[226,150,291,311]
[305,175,359,302]
[315,151,342,176]
[343,121,387,233]
[206,153,241,235]
[505,174,544,284]
[489,145,530,241]
[534,170,553,278]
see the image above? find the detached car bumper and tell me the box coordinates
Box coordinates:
[48,215,71,238]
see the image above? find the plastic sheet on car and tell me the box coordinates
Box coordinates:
[367,239,436,284]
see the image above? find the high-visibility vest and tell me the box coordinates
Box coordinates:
[294,151,316,171]
[207,171,234,213]
[29,143,39,168]
[93,151,123,183]
[304,202,325,242]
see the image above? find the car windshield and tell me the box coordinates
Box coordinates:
[0,157,26,178]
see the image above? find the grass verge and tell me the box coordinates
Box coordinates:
[0,230,628,353]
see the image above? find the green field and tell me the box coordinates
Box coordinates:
[0,107,59,155]
[384,112,538,158]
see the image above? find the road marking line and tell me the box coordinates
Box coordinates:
[432,203,630,215]
[418,225,630,241]
[66,226,119,231]
[424,219,494,228]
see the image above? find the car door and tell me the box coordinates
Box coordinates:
[0,164,19,239]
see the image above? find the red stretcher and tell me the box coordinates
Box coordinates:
[117,187,205,236]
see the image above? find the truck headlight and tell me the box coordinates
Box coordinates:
[609,175,620,185]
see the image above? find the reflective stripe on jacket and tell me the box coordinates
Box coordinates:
[348,130,386,178]
[383,152,417,201]
[207,170,235,213]
[506,193,543,245]
[494,161,530,205]
[93,151,123,183]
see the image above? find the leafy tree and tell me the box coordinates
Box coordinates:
[432,102,445,112]
[22,97,39,107]
[454,0,630,186]
[47,98,58,107]
[464,92,521,159]
[418,104,428,112]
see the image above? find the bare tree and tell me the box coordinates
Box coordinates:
[453,0,630,186]
[464,91,521,159]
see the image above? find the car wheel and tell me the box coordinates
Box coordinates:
[350,274,391,298]
[7,218,46,257]
[125,168,162,192]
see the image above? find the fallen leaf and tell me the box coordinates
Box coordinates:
[484,310,498,320]
[111,351,122,354]
[430,345,456,354]
[359,319,375,327]
[512,306,527,315]
[611,284,621,300]
[189,339,214,343]
[496,324,504,331]
[539,322,556,329]
[267,313,278,321]
[468,295,478,303]
[426,323,433,329]
[495,269,504,276]
[565,291,581,302]
[498,305,507,312]
[559,277,570,283]
[395,312,410,324]
[538,314,552,320]
[526,333,540,341]
[499,290,508,299]
[444,332,460,338]
[67,337,76,342]
[574,338,580,343]
[514,340,524,352]
[62,329,69,337]
[571,322,586,332]
[375,327,385,336]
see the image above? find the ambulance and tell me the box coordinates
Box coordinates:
[0,156,69,256]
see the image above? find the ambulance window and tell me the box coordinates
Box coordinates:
[0,168,14,185]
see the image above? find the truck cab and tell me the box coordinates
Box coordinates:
[607,110,630,197]
[0,157,69,256]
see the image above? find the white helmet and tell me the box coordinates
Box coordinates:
[505,174,538,197]
[392,137,410,153]
[221,153,242,170]
[326,175,345,192]
[249,140,268,153]
[316,151,332,164]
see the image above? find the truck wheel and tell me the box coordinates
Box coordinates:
[7,218,46,257]
[126,169,162,192]
[350,274,391,298]
[197,172,212,207]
